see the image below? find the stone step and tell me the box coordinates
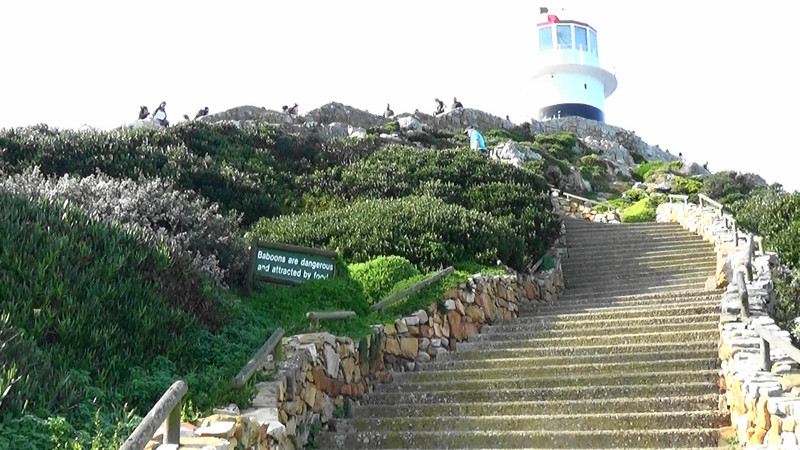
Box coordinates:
[519,291,720,312]
[395,357,718,383]
[517,299,718,320]
[315,428,720,449]
[563,246,714,263]
[485,312,718,334]
[423,348,715,371]
[351,394,721,418]
[566,234,706,247]
[559,278,710,298]
[564,220,680,230]
[533,288,722,306]
[565,269,716,289]
[437,341,717,362]
[373,369,720,393]
[361,380,718,404]
[476,318,718,339]
[567,240,714,258]
[562,261,717,280]
[454,329,717,353]
[335,410,728,433]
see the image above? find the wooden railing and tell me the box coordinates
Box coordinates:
[371,266,454,312]
[231,327,285,388]
[306,311,356,320]
[561,191,615,209]
[120,380,187,450]
[666,194,688,204]
[697,193,740,244]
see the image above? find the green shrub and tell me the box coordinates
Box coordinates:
[702,171,764,206]
[578,154,610,192]
[250,195,527,271]
[318,135,383,166]
[731,189,800,267]
[348,256,421,304]
[1,168,247,289]
[632,161,667,182]
[0,191,192,414]
[670,176,703,202]
[245,273,373,338]
[0,122,333,225]
[385,121,399,133]
[534,132,579,163]
[623,188,647,202]
[302,147,559,265]
[620,195,666,223]
[773,266,800,338]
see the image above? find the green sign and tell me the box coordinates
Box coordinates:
[248,241,337,287]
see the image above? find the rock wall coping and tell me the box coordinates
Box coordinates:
[657,202,800,448]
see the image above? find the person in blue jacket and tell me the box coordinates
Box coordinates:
[464,126,488,156]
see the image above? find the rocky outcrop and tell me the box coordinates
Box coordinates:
[491,141,541,168]
[303,102,387,130]
[531,116,678,165]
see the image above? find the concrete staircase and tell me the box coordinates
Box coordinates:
[316,219,727,448]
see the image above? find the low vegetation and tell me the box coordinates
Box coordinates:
[0,121,559,447]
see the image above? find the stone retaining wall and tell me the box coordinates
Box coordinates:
[657,202,800,448]
[265,266,564,449]
[555,196,620,223]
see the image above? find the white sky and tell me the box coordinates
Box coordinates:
[1,1,798,192]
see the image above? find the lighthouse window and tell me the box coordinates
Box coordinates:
[539,26,553,50]
[589,29,598,56]
[557,25,572,49]
[574,26,588,52]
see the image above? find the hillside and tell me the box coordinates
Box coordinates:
[1,103,797,448]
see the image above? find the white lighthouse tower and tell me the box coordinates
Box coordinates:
[532,7,617,122]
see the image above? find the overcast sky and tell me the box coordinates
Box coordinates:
[1,1,797,192]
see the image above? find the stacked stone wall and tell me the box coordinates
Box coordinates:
[657,202,800,448]
[263,267,564,448]
[555,196,620,223]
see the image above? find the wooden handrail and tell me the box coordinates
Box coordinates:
[306,311,356,320]
[120,380,187,450]
[562,192,614,209]
[371,266,454,312]
[666,194,688,204]
[697,193,723,211]
[232,327,284,388]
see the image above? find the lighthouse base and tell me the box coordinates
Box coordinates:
[538,103,605,123]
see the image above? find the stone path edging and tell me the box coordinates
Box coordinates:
[658,202,800,448]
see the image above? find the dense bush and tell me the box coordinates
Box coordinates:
[251,195,527,271]
[348,256,421,304]
[0,122,332,224]
[245,273,375,338]
[621,195,667,223]
[301,146,559,265]
[0,191,193,414]
[670,175,703,199]
[578,154,610,192]
[702,171,764,206]
[1,168,247,289]
[731,189,800,267]
[623,188,647,202]
[533,132,579,163]
[631,161,682,183]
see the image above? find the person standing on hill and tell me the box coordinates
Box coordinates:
[433,98,445,115]
[464,126,488,157]
[153,101,169,127]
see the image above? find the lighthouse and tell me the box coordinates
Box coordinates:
[532,7,617,122]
